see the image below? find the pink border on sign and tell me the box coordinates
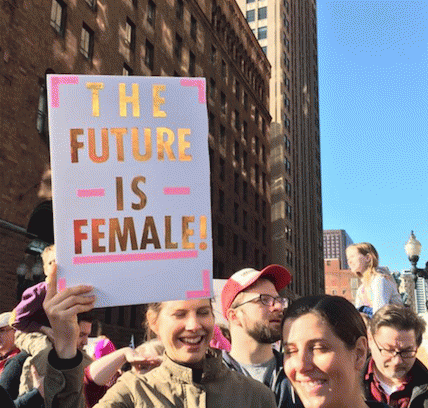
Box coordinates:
[180,79,206,103]
[51,75,79,108]
[58,278,66,292]
[163,187,190,195]
[77,189,105,197]
[73,250,198,265]
[186,269,211,298]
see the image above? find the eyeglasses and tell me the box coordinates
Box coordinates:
[233,294,289,309]
[372,336,417,359]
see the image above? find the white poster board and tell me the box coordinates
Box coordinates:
[47,75,212,307]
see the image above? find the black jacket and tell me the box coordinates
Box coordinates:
[222,349,304,408]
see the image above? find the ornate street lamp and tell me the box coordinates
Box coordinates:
[404,231,428,279]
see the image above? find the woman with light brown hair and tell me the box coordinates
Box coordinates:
[346,242,402,318]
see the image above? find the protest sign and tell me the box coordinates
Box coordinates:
[47,75,212,307]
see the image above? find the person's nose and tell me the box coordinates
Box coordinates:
[185,314,203,331]
[391,352,404,363]
[292,350,314,373]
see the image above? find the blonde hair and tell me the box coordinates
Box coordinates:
[347,242,379,286]
[41,245,56,269]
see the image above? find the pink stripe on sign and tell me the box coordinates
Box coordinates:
[186,270,211,298]
[77,189,105,197]
[50,75,79,108]
[163,187,190,195]
[180,79,206,103]
[73,250,198,265]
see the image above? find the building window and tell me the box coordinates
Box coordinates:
[176,0,183,20]
[234,110,240,131]
[220,92,226,114]
[209,78,216,100]
[219,189,225,213]
[189,51,196,76]
[123,63,133,75]
[243,150,248,172]
[247,0,255,3]
[261,46,267,54]
[233,234,239,256]
[254,248,259,267]
[262,200,266,219]
[220,124,226,146]
[211,45,217,64]
[255,193,259,211]
[234,141,240,162]
[221,59,226,77]
[258,26,267,40]
[209,112,215,136]
[243,121,248,143]
[262,226,267,245]
[190,15,197,41]
[235,79,240,101]
[246,9,255,22]
[217,223,225,246]
[175,34,183,61]
[125,18,136,51]
[255,219,259,240]
[50,0,66,36]
[234,202,239,224]
[219,157,225,180]
[147,0,156,27]
[242,240,247,260]
[234,172,239,195]
[243,92,248,110]
[145,39,154,70]
[258,6,267,20]
[243,210,248,230]
[243,181,248,202]
[80,23,94,60]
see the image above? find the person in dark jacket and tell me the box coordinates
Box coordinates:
[364,304,428,408]
[221,265,303,408]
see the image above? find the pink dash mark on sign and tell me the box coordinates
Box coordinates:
[163,187,190,195]
[58,278,66,292]
[77,189,105,197]
[51,75,79,108]
[186,270,211,299]
[180,79,206,103]
[73,250,198,265]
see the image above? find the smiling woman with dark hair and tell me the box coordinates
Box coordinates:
[281,295,392,408]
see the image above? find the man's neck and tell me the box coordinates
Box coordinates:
[229,334,274,365]
[373,363,407,389]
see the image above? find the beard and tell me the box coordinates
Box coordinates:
[246,321,281,344]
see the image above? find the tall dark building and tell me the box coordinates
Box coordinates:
[236,0,324,295]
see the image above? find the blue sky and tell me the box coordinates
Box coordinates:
[318,0,428,272]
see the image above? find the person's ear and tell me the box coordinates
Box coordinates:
[226,308,242,326]
[146,309,160,337]
[354,336,368,370]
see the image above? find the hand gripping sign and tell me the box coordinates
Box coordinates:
[47,75,212,307]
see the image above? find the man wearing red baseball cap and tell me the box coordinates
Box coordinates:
[221,265,303,408]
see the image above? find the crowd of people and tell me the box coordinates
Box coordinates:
[1,242,427,408]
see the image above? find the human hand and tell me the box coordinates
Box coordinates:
[126,348,162,374]
[42,262,95,359]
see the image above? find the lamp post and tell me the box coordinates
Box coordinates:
[404,231,428,280]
